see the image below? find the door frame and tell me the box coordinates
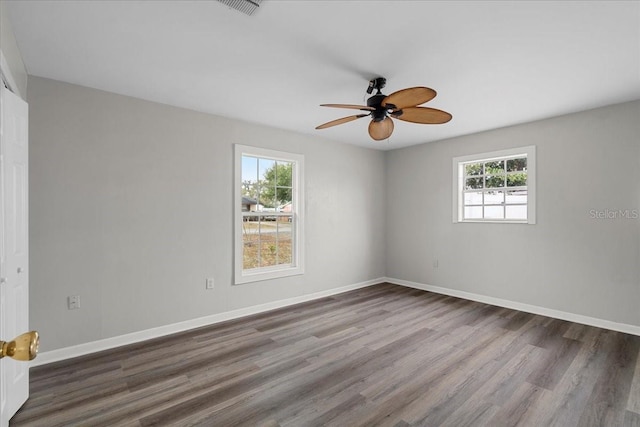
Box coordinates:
[0,48,30,427]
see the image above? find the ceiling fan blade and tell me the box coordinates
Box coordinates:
[320,104,375,111]
[392,107,452,124]
[381,87,437,109]
[316,114,369,130]
[368,117,394,141]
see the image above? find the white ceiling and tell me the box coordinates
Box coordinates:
[6,0,640,150]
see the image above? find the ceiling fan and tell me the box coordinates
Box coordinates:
[316,77,452,141]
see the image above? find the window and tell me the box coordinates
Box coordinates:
[453,146,536,224]
[234,145,304,284]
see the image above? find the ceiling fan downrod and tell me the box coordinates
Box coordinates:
[366,77,386,95]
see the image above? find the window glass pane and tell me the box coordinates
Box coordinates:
[484,160,504,174]
[485,175,505,188]
[464,191,483,205]
[258,158,276,208]
[242,192,259,211]
[506,190,527,204]
[484,206,504,219]
[464,206,483,219]
[242,156,258,182]
[507,157,527,172]
[507,173,527,187]
[506,205,527,220]
[275,161,293,187]
[278,200,293,215]
[258,218,278,267]
[465,177,483,190]
[465,163,482,176]
[484,191,504,205]
[276,221,292,266]
[242,186,259,213]
[276,187,292,209]
[241,156,259,211]
[243,243,260,270]
[242,219,260,269]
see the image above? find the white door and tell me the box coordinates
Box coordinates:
[0,85,30,427]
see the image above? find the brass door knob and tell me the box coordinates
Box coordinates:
[0,331,39,361]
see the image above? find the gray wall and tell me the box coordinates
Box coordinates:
[28,76,387,351]
[27,75,640,353]
[386,100,640,326]
[0,0,27,99]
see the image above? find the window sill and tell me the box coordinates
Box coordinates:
[235,266,304,285]
[457,219,532,224]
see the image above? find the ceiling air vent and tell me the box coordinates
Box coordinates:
[216,0,262,16]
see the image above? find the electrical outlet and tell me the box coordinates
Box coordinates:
[68,295,80,310]
[206,278,214,290]
[433,259,439,269]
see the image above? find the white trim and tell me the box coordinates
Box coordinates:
[453,145,536,224]
[234,144,305,284]
[30,277,383,367]
[384,277,640,336]
[0,50,19,97]
[30,276,640,366]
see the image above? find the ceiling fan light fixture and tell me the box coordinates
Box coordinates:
[368,117,394,141]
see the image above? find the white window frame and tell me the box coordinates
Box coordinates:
[234,144,305,284]
[453,146,536,224]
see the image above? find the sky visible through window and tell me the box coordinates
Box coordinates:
[242,155,272,183]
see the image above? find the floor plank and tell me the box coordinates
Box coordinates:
[628,342,640,414]
[11,283,640,427]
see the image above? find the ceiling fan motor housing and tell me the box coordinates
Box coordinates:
[367,93,389,122]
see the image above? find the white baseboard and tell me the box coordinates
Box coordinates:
[32,276,640,367]
[384,277,640,336]
[31,277,383,367]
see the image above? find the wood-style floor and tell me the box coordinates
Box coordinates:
[11,283,640,427]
